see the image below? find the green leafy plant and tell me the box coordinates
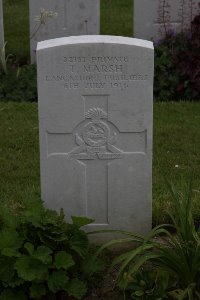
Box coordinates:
[94,178,200,299]
[119,269,170,300]
[0,200,104,299]
[0,63,37,102]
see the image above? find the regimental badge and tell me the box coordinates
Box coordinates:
[69,107,123,160]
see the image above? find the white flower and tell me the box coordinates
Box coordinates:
[35,9,58,24]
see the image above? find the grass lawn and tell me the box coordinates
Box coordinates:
[3,0,133,61]
[1,102,200,225]
[101,0,133,37]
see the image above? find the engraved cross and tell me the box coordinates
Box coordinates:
[47,95,147,225]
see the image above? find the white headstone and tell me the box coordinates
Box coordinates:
[134,0,200,41]
[0,0,4,47]
[29,0,100,62]
[37,36,154,242]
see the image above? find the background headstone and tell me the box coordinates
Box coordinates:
[30,0,100,63]
[0,0,4,47]
[134,0,200,41]
[37,36,154,243]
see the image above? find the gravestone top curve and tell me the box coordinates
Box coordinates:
[37,35,154,50]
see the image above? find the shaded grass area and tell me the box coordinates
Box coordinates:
[0,102,200,225]
[153,102,200,224]
[3,0,133,61]
[0,103,40,209]
[101,0,133,37]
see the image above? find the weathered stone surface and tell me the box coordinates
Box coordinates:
[0,0,4,47]
[29,0,100,62]
[37,36,154,242]
[134,0,200,41]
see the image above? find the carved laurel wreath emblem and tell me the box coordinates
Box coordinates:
[75,108,116,147]
[70,107,122,160]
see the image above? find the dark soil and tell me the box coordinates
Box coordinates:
[84,267,124,300]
